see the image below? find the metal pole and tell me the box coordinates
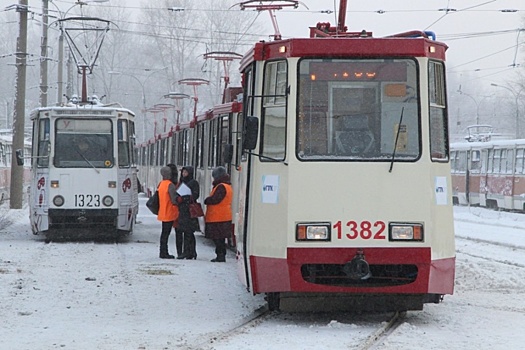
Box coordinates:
[39,0,49,107]
[10,0,28,209]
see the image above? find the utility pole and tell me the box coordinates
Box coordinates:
[10,0,28,209]
[40,0,49,107]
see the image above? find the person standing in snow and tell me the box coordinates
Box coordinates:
[157,166,179,259]
[204,166,232,262]
[166,163,182,256]
[175,166,200,260]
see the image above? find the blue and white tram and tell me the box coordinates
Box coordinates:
[27,98,139,239]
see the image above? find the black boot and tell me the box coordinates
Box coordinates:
[211,255,225,262]
[211,239,226,262]
[160,223,174,259]
[179,231,197,260]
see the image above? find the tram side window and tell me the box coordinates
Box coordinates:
[37,119,50,167]
[148,144,155,167]
[516,149,525,174]
[452,151,466,173]
[118,120,130,167]
[261,60,287,161]
[470,150,481,173]
[170,133,178,165]
[220,116,230,165]
[429,61,448,161]
[236,112,246,165]
[505,149,514,174]
[208,119,219,168]
[196,123,205,169]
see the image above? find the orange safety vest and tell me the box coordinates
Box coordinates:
[157,180,179,222]
[205,183,233,223]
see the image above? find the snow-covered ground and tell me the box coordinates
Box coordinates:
[2,200,525,349]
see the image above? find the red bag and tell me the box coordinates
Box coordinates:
[189,202,204,218]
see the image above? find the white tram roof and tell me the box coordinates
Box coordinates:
[451,138,525,151]
[31,103,135,120]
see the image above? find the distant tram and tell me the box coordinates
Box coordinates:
[451,137,525,211]
[138,1,455,311]
[25,97,138,240]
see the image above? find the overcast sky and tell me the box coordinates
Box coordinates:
[2,0,524,94]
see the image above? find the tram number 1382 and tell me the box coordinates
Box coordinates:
[75,194,101,207]
[334,220,387,240]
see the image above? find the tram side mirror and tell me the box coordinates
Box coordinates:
[243,116,259,151]
[223,144,233,164]
[15,149,24,166]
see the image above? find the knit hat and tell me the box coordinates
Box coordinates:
[160,166,172,179]
[212,166,227,180]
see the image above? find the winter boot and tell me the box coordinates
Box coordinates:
[160,232,174,259]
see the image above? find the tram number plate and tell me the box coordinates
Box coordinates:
[333,220,387,240]
[75,194,101,207]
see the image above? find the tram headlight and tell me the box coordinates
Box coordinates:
[102,195,114,207]
[389,223,424,241]
[296,223,331,241]
[53,195,64,207]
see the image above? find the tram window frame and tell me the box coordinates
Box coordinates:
[470,150,481,173]
[36,118,50,167]
[505,148,514,174]
[196,123,205,170]
[148,143,155,167]
[170,133,178,165]
[453,151,467,173]
[53,118,113,168]
[516,148,525,174]
[219,115,230,165]
[241,65,255,160]
[296,58,421,161]
[236,112,246,165]
[117,119,131,168]
[260,59,287,162]
[208,119,219,168]
[428,60,449,162]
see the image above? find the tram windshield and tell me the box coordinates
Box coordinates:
[54,118,113,168]
[297,58,420,161]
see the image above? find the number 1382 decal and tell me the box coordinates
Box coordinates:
[333,220,386,240]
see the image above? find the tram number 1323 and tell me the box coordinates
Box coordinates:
[334,220,387,240]
[74,194,101,207]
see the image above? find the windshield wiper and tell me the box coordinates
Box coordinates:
[389,106,405,173]
[75,148,100,174]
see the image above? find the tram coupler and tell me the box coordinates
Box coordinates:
[343,249,372,280]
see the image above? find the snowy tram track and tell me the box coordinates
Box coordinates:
[184,307,405,350]
[357,311,406,350]
[184,306,273,350]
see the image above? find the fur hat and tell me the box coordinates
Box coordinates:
[212,166,227,180]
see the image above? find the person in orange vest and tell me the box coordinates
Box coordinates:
[204,166,232,262]
[157,166,180,259]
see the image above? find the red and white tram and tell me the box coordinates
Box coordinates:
[139,3,455,311]
[451,137,525,211]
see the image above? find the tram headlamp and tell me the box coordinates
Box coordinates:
[389,223,424,241]
[102,195,114,207]
[53,195,64,207]
[296,223,331,241]
[108,181,116,188]
[51,180,59,188]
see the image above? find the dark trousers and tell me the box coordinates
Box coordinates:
[213,238,226,258]
[160,221,174,254]
[175,229,183,256]
[176,228,196,258]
